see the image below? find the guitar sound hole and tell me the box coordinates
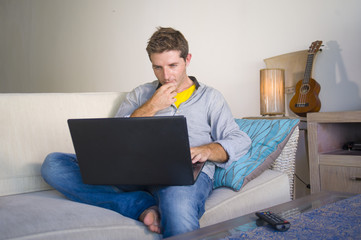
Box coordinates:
[300,84,310,94]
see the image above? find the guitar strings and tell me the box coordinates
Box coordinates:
[297,54,314,106]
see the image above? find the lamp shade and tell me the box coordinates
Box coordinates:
[260,68,285,116]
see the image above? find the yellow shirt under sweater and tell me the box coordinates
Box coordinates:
[174,84,196,108]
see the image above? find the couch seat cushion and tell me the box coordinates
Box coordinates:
[201,169,290,227]
[0,190,160,240]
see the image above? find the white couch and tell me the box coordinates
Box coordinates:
[0,93,298,240]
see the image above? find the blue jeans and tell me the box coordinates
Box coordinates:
[41,152,213,238]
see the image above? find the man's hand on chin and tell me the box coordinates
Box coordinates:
[130,83,177,117]
[149,83,178,111]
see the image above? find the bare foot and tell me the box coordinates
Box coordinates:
[139,206,161,234]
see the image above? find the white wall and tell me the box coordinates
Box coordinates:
[1,0,361,117]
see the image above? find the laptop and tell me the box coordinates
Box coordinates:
[67,116,205,186]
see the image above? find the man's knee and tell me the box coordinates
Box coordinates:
[42,152,62,174]
[41,152,75,185]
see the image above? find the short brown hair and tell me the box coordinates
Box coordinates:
[146,27,189,61]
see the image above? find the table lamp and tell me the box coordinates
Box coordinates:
[260,68,285,116]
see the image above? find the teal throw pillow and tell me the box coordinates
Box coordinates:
[213,118,299,191]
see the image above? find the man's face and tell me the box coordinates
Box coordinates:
[150,50,191,92]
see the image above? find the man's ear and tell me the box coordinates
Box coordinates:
[185,53,192,67]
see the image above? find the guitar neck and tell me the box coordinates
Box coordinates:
[303,53,315,84]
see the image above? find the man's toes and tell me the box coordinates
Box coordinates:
[139,206,161,233]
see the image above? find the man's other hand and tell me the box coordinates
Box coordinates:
[190,143,228,164]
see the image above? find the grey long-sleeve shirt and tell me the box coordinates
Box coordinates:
[115,77,251,180]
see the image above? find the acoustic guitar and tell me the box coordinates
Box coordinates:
[289,41,323,117]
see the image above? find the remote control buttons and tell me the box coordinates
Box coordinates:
[255,211,291,232]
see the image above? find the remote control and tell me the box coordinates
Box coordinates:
[255,211,290,232]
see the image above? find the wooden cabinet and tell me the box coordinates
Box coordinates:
[307,111,361,194]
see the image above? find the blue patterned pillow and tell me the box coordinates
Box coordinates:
[213,118,299,191]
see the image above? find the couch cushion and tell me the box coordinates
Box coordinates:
[0,93,126,196]
[201,169,290,227]
[0,190,161,240]
[213,119,299,191]
[0,170,290,239]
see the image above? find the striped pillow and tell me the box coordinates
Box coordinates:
[213,119,299,191]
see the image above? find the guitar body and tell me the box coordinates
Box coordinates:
[289,78,321,117]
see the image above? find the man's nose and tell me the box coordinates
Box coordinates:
[163,67,171,80]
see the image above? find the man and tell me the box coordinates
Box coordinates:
[41,27,251,238]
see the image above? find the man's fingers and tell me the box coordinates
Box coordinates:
[162,84,177,104]
[157,83,177,97]
[191,146,211,163]
[191,148,204,163]
[191,154,201,164]
[167,86,177,96]
[162,82,176,89]
[170,91,177,98]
